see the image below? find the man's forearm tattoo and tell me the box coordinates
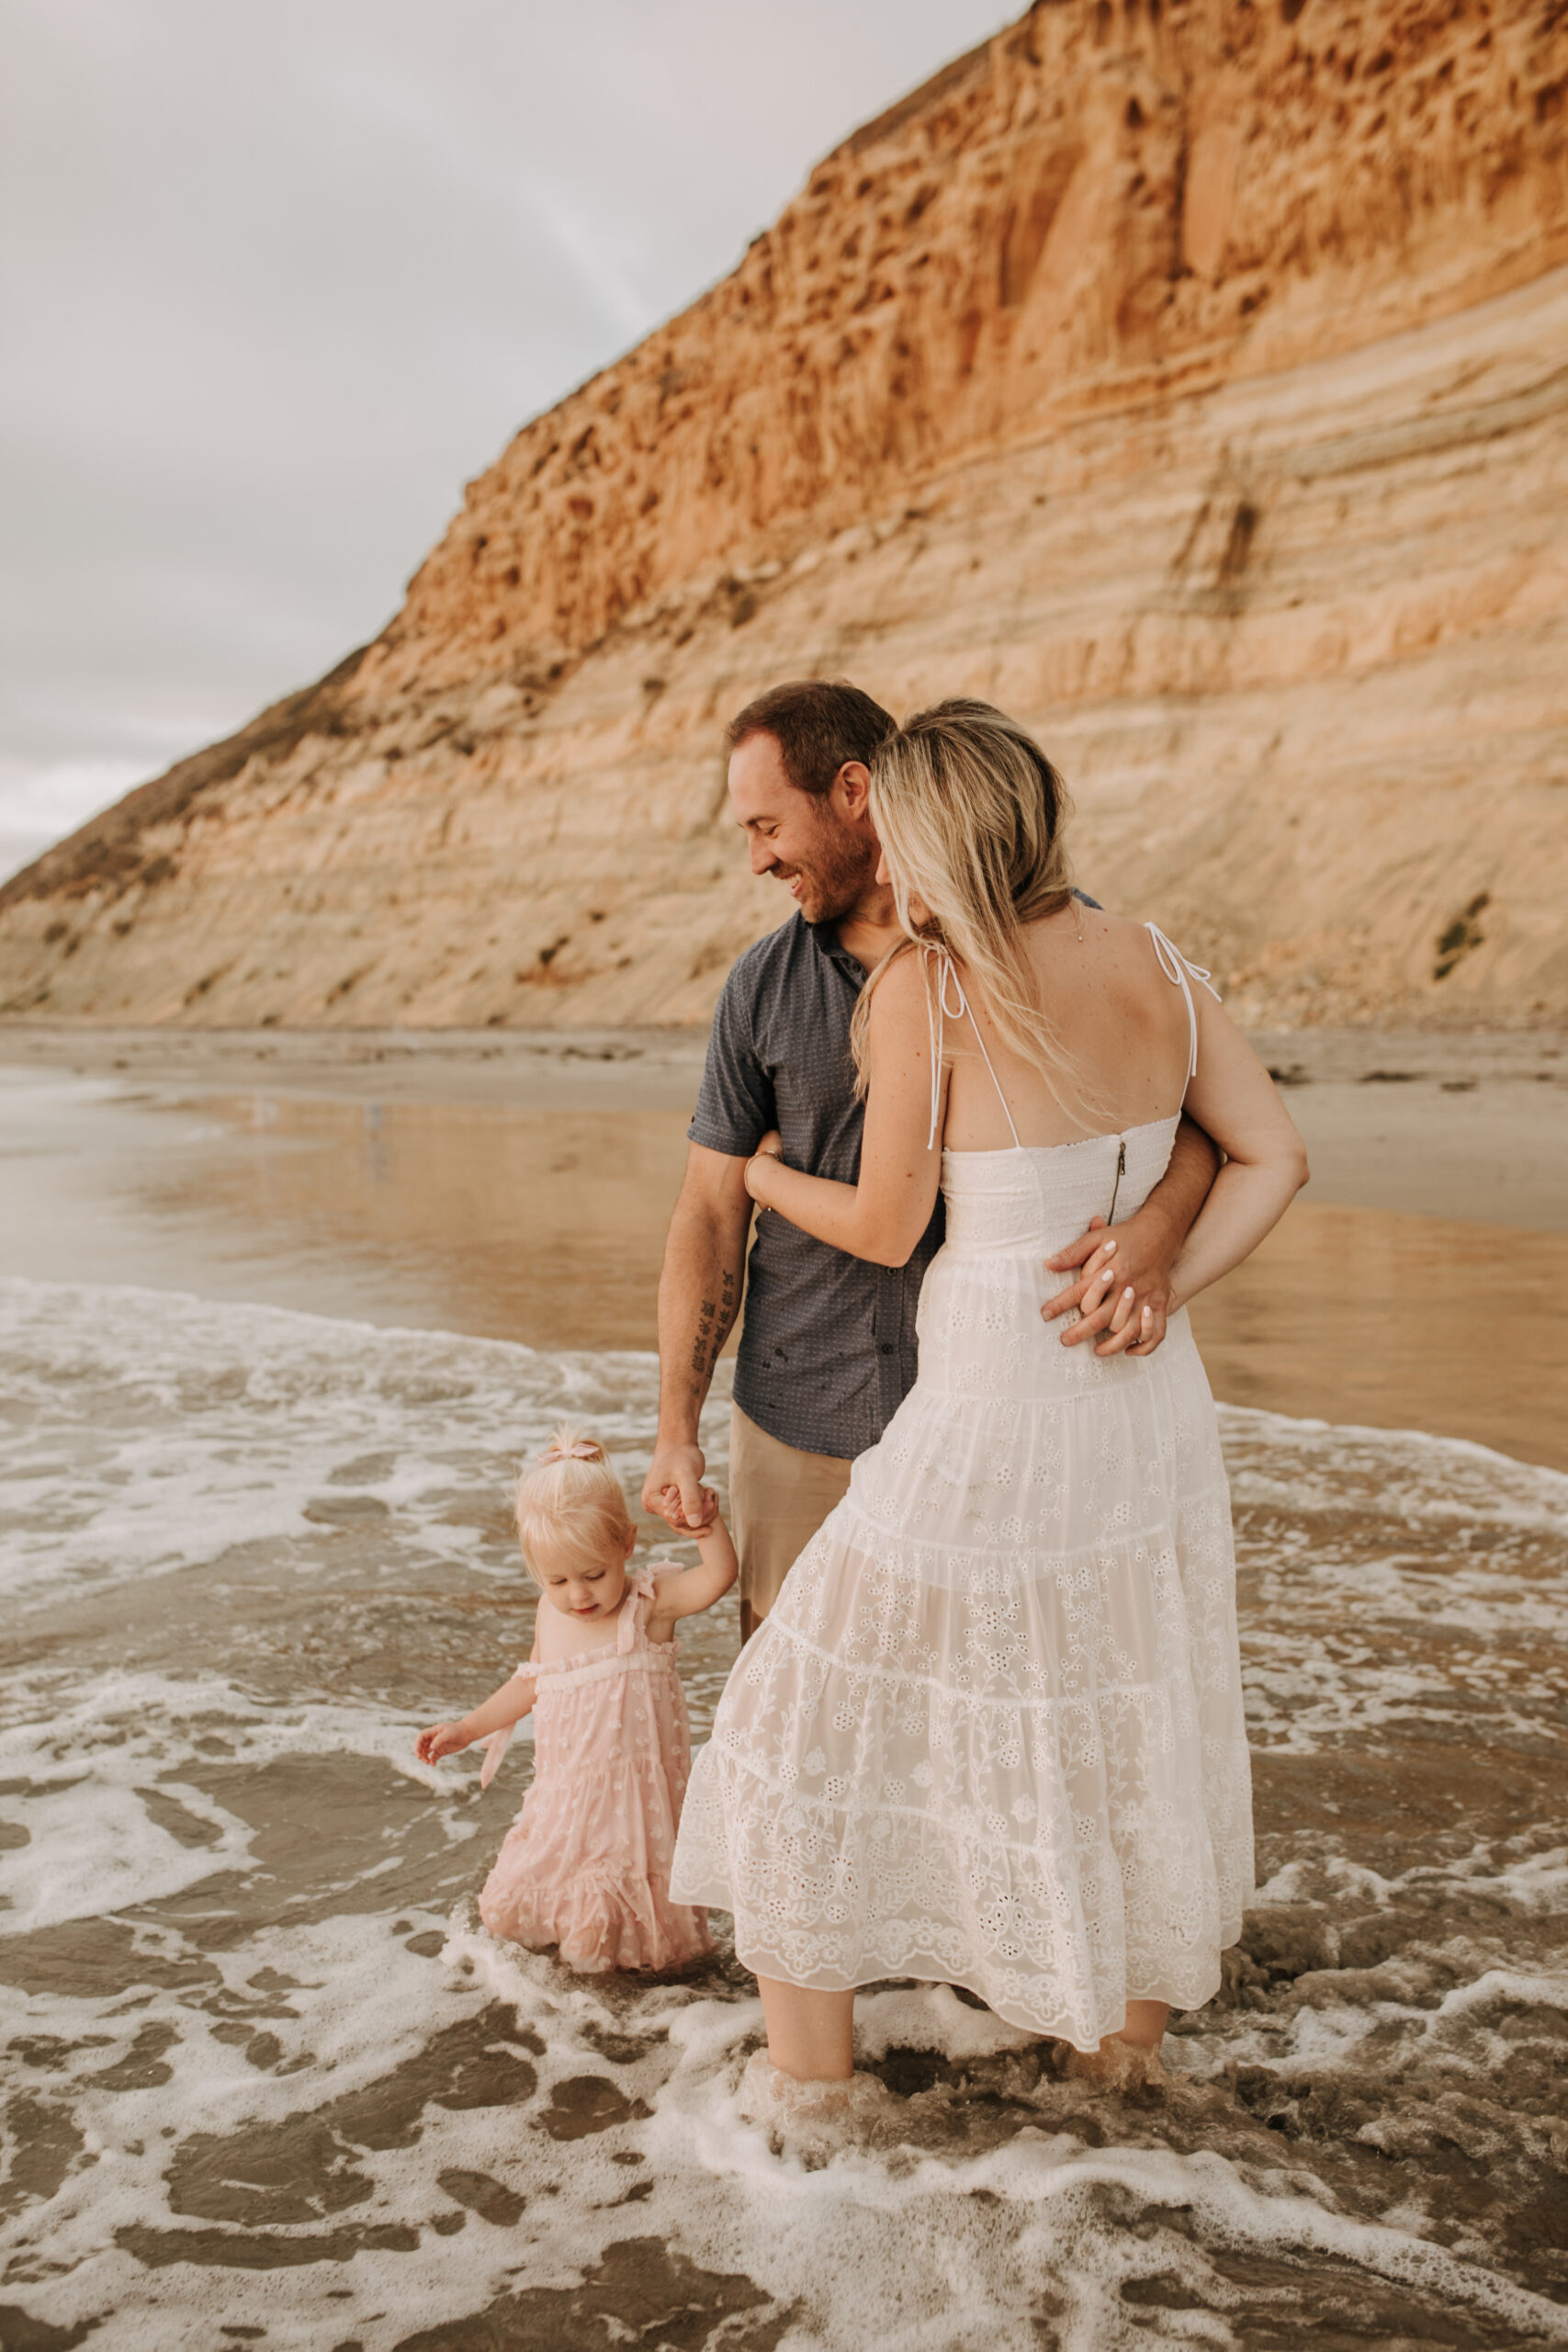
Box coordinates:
[688,1267,739,1388]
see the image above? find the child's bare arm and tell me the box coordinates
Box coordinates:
[650,1506,739,1623]
[415,1668,536,1766]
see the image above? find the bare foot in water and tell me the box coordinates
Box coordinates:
[1056,2037,1168,2091]
[737,2048,904,2151]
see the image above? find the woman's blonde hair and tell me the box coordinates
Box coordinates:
[513,1427,635,1577]
[852,698,1084,1111]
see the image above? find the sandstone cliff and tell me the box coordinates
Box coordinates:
[4,0,1566,1030]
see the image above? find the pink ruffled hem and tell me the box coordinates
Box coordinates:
[479,1862,714,1975]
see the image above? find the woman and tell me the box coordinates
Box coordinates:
[669,700,1308,2090]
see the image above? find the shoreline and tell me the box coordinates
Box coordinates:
[0,1019,711,1110]
[4,1023,1564,1468]
[3,1018,1564,1233]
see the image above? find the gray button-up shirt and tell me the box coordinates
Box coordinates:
[687,913,941,1460]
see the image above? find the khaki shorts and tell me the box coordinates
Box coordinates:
[728,1404,853,1624]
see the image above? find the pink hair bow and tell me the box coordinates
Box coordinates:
[537,1439,599,1464]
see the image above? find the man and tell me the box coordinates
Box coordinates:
[641,679,1219,1639]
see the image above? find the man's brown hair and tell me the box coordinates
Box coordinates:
[724,679,896,797]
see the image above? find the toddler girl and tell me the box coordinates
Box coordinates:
[416,1428,736,1973]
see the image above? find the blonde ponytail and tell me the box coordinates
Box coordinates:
[514,1425,635,1577]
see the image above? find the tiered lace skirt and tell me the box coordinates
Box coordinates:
[671,1142,1254,2046]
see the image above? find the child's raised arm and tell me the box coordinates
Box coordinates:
[416,1664,537,1768]
[648,1499,739,1624]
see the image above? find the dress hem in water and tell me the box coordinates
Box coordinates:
[684,1897,1236,2051]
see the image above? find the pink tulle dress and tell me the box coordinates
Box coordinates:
[477,1566,715,1974]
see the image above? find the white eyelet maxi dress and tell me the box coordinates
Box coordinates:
[670,927,1254,2048]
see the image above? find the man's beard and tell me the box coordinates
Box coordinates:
[777,814,878,927]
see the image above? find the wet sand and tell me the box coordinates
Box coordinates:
[2,1021,1563,1467]
[1189,1208,1568,1474]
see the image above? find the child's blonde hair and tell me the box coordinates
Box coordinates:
[513,1426,636,1577]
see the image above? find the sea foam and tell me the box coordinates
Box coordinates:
[2,1280,1564,2349]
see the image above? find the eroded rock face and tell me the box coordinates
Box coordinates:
[4,0,1565,1030]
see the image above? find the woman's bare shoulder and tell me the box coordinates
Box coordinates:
[1073,904,1150,949]
[1023,908,1183,1030]
[866,944,931,1023]
[1021,903,1156,975]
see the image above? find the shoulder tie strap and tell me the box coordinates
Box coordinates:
[617,1566,660,1654]
[1145,923,1221,1084]
[479,1659,536,1789]
[919,944,1021,1152]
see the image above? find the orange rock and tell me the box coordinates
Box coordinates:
[4,0,1565,1031]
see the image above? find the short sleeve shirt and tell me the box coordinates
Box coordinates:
[687,913,942,1460]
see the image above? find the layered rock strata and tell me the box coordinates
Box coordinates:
[4,0,1565,1029]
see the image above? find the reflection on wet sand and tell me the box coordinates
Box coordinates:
[162,1094,695,1351]
[130,1091,1568,1474]
[1191,1204,1568,1475]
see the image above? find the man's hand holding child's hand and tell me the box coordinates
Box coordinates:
[661,1482,721,1536]
[643,1444,716,1535]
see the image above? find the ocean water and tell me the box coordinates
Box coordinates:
[2,1275,1566,2349]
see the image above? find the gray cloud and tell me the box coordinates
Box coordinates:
[1,0,1014,874]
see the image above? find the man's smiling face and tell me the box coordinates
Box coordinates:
[728,729,878,927]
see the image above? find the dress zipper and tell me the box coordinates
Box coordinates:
[1107,1136,1126,1227]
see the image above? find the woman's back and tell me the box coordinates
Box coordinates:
[942,906,1195,1153]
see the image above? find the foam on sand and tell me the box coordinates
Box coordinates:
[0,1273,676,1606]
[1,1279,1564,2348]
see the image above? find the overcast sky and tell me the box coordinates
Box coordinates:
[0,0,1017,877]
